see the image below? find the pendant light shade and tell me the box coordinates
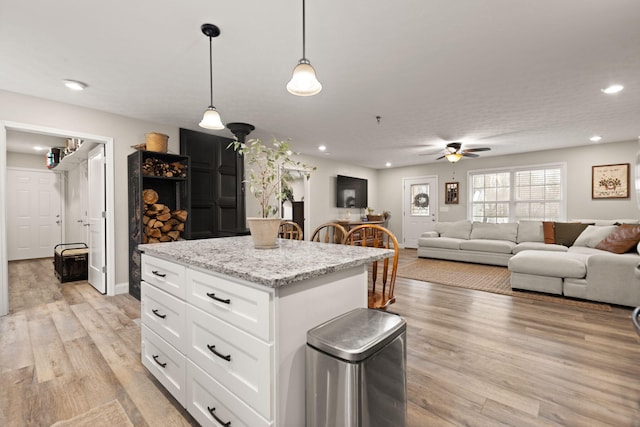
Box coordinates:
[287,0,322,96]
[199,106,224,129]
[287,59,322,96]
[199,23,224,130]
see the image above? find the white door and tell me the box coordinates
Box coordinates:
[65,161,89,244]
[7,168,62,260]
[87,145,106,293]
[403,176,438,248]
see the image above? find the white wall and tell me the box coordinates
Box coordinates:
[0,90,180,289]
[377,139,640,240]
[6,151,46,169]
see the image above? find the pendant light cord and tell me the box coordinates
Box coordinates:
[302,0,306,60]
[208,35,213,107]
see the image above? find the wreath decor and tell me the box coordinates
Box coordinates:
[413,193,429,208]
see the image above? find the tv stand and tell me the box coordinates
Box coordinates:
[335,220,385,245]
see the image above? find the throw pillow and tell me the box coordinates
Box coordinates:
[553,222,590,246]
[573,225,617,248]
[595,224,640,254]
[517,221,544,243]
[542,221,555,244]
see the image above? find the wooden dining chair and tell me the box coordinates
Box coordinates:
[344,224,399,310]
[310,222,348,244]
[279,220,303,240]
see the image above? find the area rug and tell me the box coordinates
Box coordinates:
[51,400,133,427]
[396,258,611,311]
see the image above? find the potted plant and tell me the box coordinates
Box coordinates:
[229,137,315,248]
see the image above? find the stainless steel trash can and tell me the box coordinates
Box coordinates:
[306,308,407,427]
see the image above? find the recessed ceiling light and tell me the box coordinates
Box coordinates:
[385,162,392,167]
[601,84,623,94]
[318,145,326,152]
[590,135,602,142]
[63,79,87,91]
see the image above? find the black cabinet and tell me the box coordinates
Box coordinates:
[128,150,190,300]
[180,128,248,238]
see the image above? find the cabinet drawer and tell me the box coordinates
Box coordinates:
[187,361,272,427]
[142,255,186,299]
[141,282,186,350]
[141,325,186,406]
[187,305,273,420]
[187,268,271,341]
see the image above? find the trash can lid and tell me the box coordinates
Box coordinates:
[307,308,406,362]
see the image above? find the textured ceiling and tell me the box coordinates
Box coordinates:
[1,0,639,168]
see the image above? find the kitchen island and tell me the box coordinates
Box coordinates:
[138,236,393,427]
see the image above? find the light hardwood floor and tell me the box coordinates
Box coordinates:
[2,253,640,426]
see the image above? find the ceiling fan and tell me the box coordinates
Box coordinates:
[435,142,491,162]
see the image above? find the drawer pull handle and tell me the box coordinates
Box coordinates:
[207,406,231,427]
[206,292,231,304]
[152,309,166,319]
[207,344,231,362]
[151,270,166,278]
[152,355,167,368]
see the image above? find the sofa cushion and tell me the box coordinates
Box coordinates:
[470,222,518,242]
[512,242,568,254]
[460,239,516,254]
[553,222,590,246]
[517,221,544,243]
[418,237,464,250]
[434,220,472,239]
[573,225,617,248]
[595,224,640,254]
[508,251,587,278]
[542,221,556,244]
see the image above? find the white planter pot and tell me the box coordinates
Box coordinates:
[247,217,281,249]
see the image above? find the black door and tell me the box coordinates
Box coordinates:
[180,128,247,238]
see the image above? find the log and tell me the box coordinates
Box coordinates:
[147,228,162,238]
[152,220,164,229]
[147,237,160,244]
[147,218,157,228]
[142,215,150,225]
[175,223,184,232]
[172,210,188,222]
[159,235,172,242]
[161,222,173,232]
[142,189,159,204]
[167,230,180,240]
[156,212,171,222]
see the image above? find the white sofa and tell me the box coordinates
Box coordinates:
[417,220,640,306]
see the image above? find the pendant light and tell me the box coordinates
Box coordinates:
[199,23,225,130]
[286,0,322,96]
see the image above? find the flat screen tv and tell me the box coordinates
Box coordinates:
[336,175,368,208]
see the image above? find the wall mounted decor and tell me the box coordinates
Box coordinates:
[445,181,459,204]
[592,163,629,199]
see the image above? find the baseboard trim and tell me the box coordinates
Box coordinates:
[115,281,129,295]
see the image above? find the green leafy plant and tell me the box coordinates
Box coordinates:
[229,138,316,218]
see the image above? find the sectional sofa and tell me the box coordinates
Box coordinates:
[417,220,640,306]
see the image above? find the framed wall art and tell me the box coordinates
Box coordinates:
[445,181,459,204]
[592,163,629,199]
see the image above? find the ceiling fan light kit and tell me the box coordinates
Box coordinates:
[287,0,322,96]
[445,153,463,163]
[199,23,225,130]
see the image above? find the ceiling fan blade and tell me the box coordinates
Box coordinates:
[435,155,445,160]
[463,147,491,153]
[463,153,479,158]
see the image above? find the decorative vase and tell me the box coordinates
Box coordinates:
[247,218,282,249]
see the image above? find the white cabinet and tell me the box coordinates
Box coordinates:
[141,254,274,426]
[140,252,367,426]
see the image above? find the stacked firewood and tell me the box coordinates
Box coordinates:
[142,189,188,243]
[142,158,187,178]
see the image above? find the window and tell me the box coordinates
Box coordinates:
[469,164,565,223]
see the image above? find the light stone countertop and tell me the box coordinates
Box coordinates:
[139,235,394,288]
